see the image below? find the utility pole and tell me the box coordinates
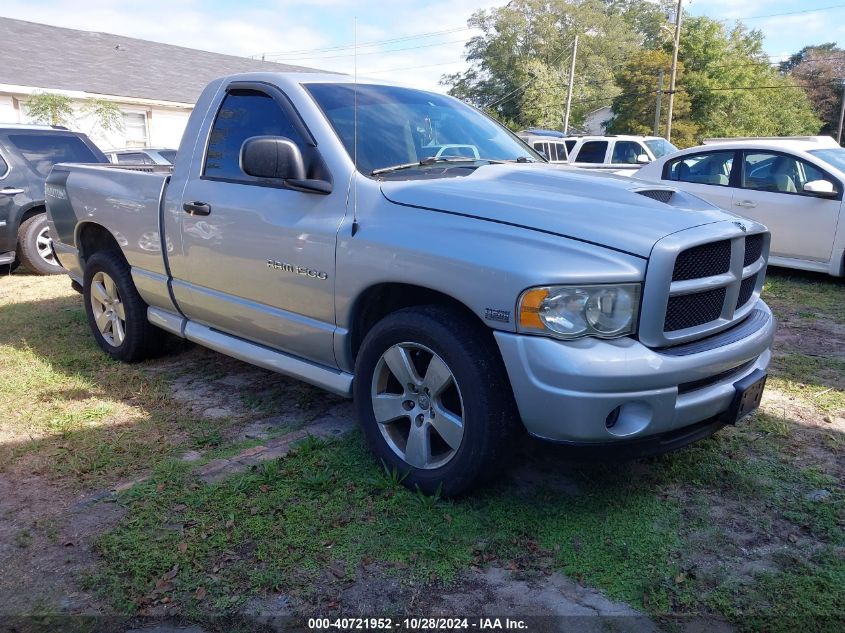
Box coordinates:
[654,69,664,137]
[837,81,845,145]
[666,0,683,142]
[563,34,579,134]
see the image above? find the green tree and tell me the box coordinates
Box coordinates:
[606,49,698,147]
[610,16,821,144]
[24,93,126,138]
[24,92,74,126]
[781,44,845,137]
[82,98,124,134]
[442,0,673,130]
[678,17,820,140]
[515,58,568,129]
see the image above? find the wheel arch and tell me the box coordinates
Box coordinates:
[346,282,491,368]
[76,222,125,270]
[18,203,46,226]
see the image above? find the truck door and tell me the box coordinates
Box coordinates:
[175,85,344,368]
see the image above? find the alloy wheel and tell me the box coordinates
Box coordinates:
[35,226,57,266]
[370,342,465,470]
[90,271,126,347]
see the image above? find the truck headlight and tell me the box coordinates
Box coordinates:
[518,284,641,339]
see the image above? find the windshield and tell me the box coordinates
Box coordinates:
[808,148,845,172]
[645,138,678,158]
[306,83,540,175]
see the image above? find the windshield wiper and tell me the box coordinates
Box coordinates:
[370,156,503,176]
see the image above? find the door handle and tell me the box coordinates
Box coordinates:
[0,187,24,196]
[183,201,211,216]
[734,200,757,208]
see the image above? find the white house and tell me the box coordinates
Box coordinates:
[0,18,325,151]
[582,105,613,136]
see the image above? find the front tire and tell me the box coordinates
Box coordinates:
[354,305,519,496]
[18,214,64,275]
[83,251,164,362]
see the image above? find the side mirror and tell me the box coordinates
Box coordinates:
[803,179,838,197]
[241,136,306,180]
[636,154,651,164]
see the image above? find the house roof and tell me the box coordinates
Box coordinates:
[0,17,330,104]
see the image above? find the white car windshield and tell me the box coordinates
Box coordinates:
[808,148,845,173]
[645,138,678,158]
[306,83,540,176]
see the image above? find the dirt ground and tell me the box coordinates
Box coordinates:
[1,270,843,633]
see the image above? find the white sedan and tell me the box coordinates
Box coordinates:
[635,136,845,277]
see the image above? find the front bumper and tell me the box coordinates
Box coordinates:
[495,300,776,443]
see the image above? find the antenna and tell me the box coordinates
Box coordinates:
[351,17,360,237]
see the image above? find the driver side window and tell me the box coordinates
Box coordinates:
[741,152,828,195]
[611,141,644,165]
[204,89,305,182]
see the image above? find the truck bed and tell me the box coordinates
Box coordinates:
[47,162,172,283]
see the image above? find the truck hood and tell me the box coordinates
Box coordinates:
[379,164,732,257]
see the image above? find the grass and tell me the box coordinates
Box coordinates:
[90,425,844,631]
[763,269,845,322]
[2,271,844,631]
[769,353,845,415]
[0,275,235,487]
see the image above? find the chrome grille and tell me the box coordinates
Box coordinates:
[665,287,726,331]
[744,234,764,267]
[639,225,770,348]
[672,240,731,281]
[736,273,758,309]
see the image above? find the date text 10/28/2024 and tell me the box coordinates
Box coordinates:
[308,618,528,630]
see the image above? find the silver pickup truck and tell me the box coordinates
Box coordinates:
[46,72,776,495]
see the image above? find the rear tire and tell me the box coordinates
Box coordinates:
[354,305,519,497]
[83,251,165,362]
[17,214,65,275]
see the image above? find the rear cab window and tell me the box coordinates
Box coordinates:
[7,133,100,178]
[574,141,608,164]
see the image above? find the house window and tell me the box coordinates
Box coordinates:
[123,112,148,148]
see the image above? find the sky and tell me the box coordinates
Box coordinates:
[0,1,843,92]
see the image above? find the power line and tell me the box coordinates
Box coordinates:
[569,79,844,108]
[739,3,845,20]
[257,37,471,62]
[254,26,472,58]
[361,60,467,75]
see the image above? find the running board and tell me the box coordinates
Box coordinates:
[184,320,353,397]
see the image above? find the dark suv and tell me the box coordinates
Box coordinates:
[0,125,108,275]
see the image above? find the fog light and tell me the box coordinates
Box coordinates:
[605,406,621,429]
